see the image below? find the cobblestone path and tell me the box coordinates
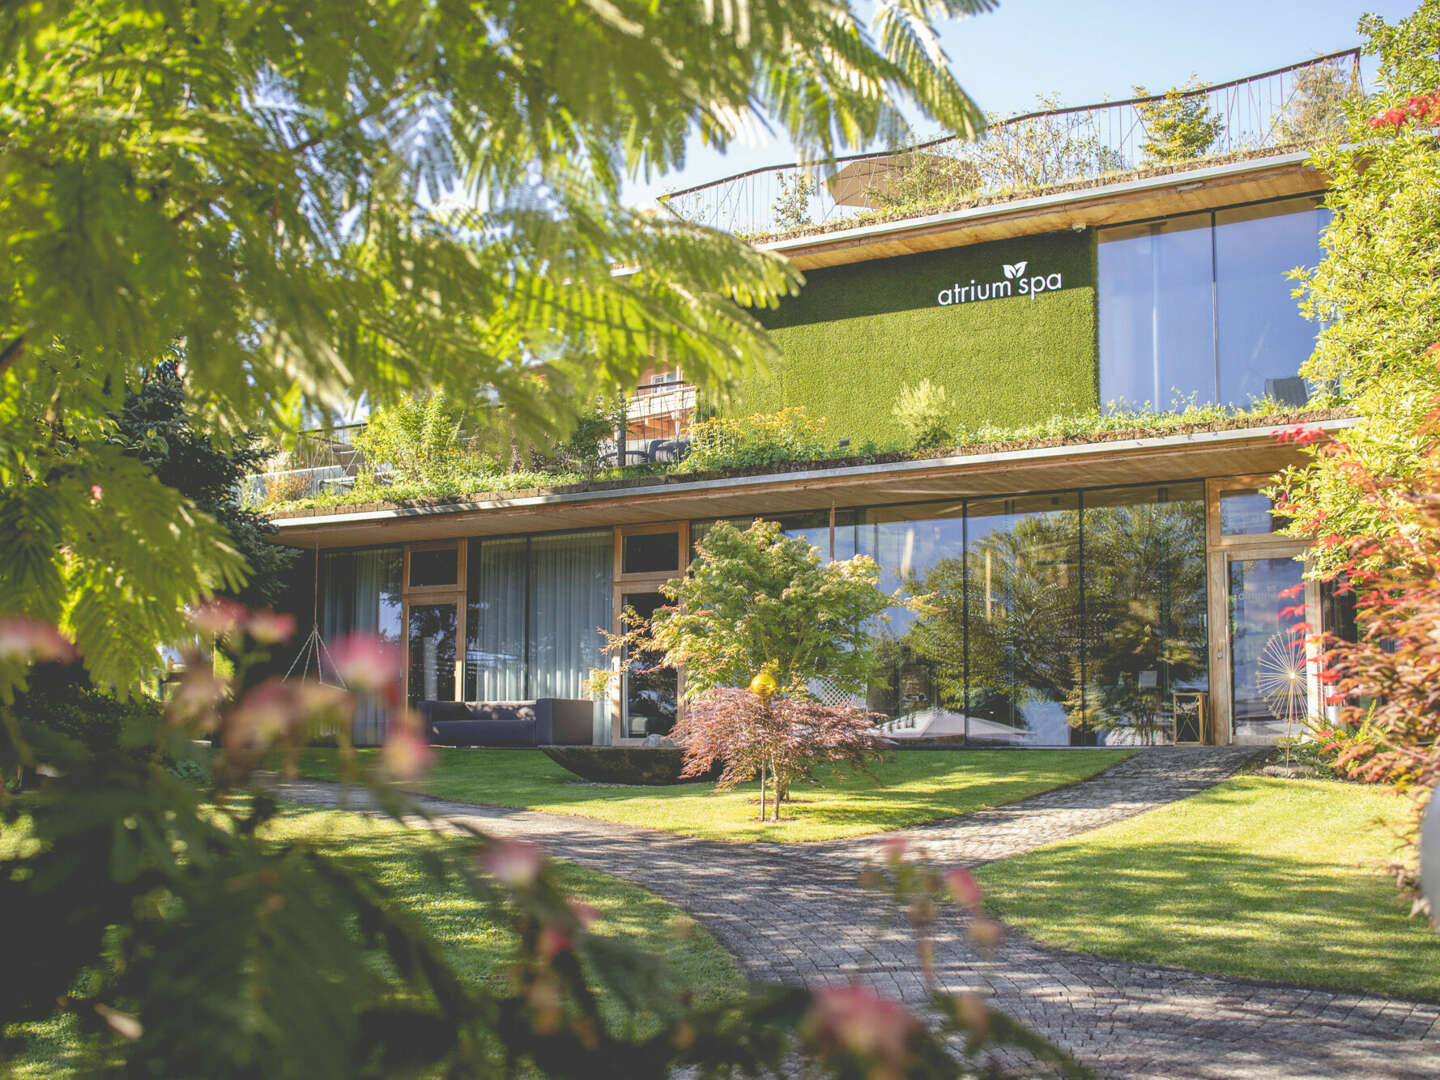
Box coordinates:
[276,749,1440,1079]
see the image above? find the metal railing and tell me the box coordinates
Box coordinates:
[251,387,699,504]
[658,49,1361,237]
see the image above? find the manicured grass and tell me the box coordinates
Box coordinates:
[2,808,742,1077]
[974,776,1440,1001]
[295,747,1134,843]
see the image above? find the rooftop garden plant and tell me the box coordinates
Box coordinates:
[259,398,1346,515]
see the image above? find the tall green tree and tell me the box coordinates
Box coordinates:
[116,362,297,609]
[0,0,991,695]
[645,520,897,701]
[1275,0,1440,577]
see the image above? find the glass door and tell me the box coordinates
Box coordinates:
[406,601,458,708]
[619,591,677,738]
[1226,556,1308,744]
[1206,476,1316,744]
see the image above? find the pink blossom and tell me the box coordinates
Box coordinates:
[568,899,601,929]
[89,485,104,503]
[943,867,983,914]
[328,632,404,694]
[190,598,247,638]
[0,618,77,663]
[94,1004,142,1042]
[479,839,545,887]
[245,610,296,645]
[226,678,304,752]
[806,982,917,1075]
[880,834,909,861]
[380,722,434,780]
[536,923,571,959]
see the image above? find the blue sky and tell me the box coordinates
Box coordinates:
[625,0,1416,206]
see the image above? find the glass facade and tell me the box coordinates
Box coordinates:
[1098,197,1328,410]
[319,547,403,744]
[697,483,1208,746]
[465,530,612,702]
[1082,486,1208,744]
[407,602,457,707]
[1228,556,1307,744]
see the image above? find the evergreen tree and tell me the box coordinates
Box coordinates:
[115,362,296,609]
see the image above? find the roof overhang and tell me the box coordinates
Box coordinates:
[759,152,1327,271]
[271,418,1350,550]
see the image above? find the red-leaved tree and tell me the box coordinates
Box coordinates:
[672,688,882,821]
[1276,403,1440,911]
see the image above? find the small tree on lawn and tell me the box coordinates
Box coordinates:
[629,519,900,818]
[648,519,895,699]
[671,687,880,821]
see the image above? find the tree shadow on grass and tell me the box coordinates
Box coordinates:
[978,841,1440,1002]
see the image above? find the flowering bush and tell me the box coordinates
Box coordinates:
[0,609,1086,1078]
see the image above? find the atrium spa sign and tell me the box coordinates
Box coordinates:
[935,261,1065,306]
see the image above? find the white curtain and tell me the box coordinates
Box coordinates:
[320,548,402,744]
[468,537,527,700]
[529,530,612,700]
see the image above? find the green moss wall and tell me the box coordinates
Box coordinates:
[732,230,1098,443]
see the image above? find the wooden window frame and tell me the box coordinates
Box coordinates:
[611,523,689,744]
[402,541,467,705]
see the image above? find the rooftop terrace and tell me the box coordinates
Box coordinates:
[659,49,1361,241]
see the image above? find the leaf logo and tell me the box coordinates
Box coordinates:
[1002,261,1027,279]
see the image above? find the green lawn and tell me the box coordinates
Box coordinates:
[3,808,742,1078]
[295,747,1133,843]
[975,776,1440,1001]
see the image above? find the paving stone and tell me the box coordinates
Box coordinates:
[273,748,1440,1079]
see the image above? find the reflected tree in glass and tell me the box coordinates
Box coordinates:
[1077,489,1208,744]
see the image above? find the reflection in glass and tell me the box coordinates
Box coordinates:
[963,495,1081,745]
[622,592,677,737]
[408,546,458,588]
[467,537,527,699]
[408,603,457,707]
[1215,199,1329,406]
[1219,490,1286,536]
[1098,199,1328,410]
[1098,213,1215,409]
[1229,556,1307,743]
[622,531,679,574]
[856,505,966,731]
[1082,485,1208,745]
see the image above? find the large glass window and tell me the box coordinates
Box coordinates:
[467,537,527,700]
[1083,485,1208,745]
[407,602,457,706]
[1098,198,1328,410]
[694,490,1208,747]
[1216,199,1329,406]
[1098,214,1215,409]
[465,530,613,703]
[319,547,403,743]
[856,504,967,731]
[964,495,1082,746]
[531,530,612,699]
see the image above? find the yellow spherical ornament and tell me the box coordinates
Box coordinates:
[749,669,778,700]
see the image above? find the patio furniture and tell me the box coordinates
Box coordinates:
[419,699,594,747]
